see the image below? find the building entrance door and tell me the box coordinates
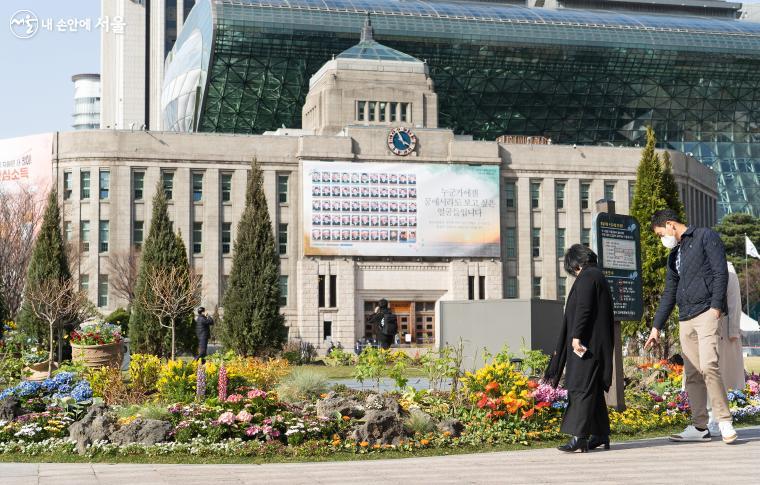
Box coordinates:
[363,300,435,346]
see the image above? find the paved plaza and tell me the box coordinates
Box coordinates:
[1,425,757,485]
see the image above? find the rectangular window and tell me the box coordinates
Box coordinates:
[162,172,174,200]
[64,221,72,242]
[467,275,475,301]
[604,181,615,201]
[580,182,590,210]
[279,275,288,306]
[133,171,145,200]
[99,170,110,200]
[357,101,366,121]
[368,101,376,121]
[506,277,518,298]
[133,221,144,249]
[530,182,541,209]
[323,321,332,340]
[192,172,203,202]
[329,274,337,308]
[556,181,566,209]
[556,228,566,258]
[478,275,486,300]
[558,277,567,303]
[532,228,541,258]
[80,220,90,252]
[390,102,398,122]
[278,223,288,255]
[278,175,289,204]
[505,227,517,258]
[505,180,516,209]
[582,228,590,248]
[99,220,109,252]
[80,274,89,292]
[80,171,90,199]
[193,222,202,254]
[222,222,231,254]
[221,173,232,203]
[318,275,326,308]
[379,102,387,122]
[532,277,542,299]
[63,172,72,199]
[401,103,409,122]
[98,274,108,308]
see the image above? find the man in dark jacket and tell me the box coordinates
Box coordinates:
[644,209,736,444]
[367,299,397,349]
[195,307,214,362]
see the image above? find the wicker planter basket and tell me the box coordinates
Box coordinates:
[71,341,123,369]
[23,360,59,381]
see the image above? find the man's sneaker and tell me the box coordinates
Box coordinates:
[707,421,720,436]
[718,421,738,444]
[669,425,711,442]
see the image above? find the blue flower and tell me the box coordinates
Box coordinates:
[70,381,92,402]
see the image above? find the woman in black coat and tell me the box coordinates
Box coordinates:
[546,244,614,453]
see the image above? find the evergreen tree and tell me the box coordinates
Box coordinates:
[715,213,760,267]
[221,159,286,356]
[660,150,687,225]
[626,127,670,344]
[129,183,195,357]
[18,190,71,343]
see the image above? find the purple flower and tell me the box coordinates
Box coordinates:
[196,363,207,401]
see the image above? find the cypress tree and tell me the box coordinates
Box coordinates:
[129,183,195,357]
[660,150,687,224]
[221,159,286,356]
[626,127,670,344]
[18,190,71,344]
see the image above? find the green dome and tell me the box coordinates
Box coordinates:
[336,18,421,63]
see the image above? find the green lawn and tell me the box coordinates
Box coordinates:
[746,356,760,374]
[295,363,427,380]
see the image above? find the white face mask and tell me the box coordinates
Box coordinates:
[661,235,678,249]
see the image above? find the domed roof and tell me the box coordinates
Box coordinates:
[336,17,421,63]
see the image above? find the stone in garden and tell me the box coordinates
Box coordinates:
[316,392,365,419]
[364,393,402,416]
[68,403,117,454]
[437,418,464,438]
[0,397,23,421]
[351,410,408,445]
[109,418,173,446]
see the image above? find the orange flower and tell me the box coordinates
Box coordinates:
[342,415,351,421]
[535,401,550,409]
[485,381,500,392]
[420,439,430,446]
[493,410,506,417]
[527,380,539,389]
[477,394,489,409]
[522,408,535,420]
[443,431,451,437]
[373,444,381,449]
[359,441,369,448]
[331,439,341,446]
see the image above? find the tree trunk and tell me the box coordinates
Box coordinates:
[171,321,176,361]
[48,320,55,378]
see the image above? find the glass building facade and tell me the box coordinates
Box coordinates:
[164,0,760,217]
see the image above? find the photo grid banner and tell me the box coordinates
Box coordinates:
[302,161,500,257]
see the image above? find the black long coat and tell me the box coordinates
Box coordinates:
[547,266,614,392]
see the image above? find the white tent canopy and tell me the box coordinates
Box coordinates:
[741,312,760,332]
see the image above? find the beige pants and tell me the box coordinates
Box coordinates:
[679,310,732,427]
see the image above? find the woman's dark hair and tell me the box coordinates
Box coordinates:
[650,209,683,229]
[563,244,598,276]
[378,298,389,309]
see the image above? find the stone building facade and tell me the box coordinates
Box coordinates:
[51,26,717,349]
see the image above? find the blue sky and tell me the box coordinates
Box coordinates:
[2,1,760,140]
[0,0,99,139]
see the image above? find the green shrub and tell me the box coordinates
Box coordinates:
[128,353,161,394]
[324,347,356,366]
[404,410,436,435]
[275,368,328,402]
[115,402,172,421]
[105,307,130,337]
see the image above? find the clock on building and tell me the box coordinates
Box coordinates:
[387,127,417,156]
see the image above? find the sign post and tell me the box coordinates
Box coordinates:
[593,200,643,411]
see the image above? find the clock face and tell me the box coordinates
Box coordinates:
[387,127,417,156]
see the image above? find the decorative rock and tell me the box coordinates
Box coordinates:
[351,410,408,445]
[437,418,464,438]
[109,418,173,446]
[364,393,402,416]
[68,404,116,454]
[316,393,364,419]
[0,397,23,421]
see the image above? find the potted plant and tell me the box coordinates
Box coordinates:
[22,345,58,381]
[69,320,123,369]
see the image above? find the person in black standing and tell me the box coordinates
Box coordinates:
[367,299,397,349]
[195,307,214,362]
[546,244,614,453]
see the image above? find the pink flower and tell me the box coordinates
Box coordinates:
[218,364,228,402]
[263,418,272,425]
[227,394,243,403]
[245,425,260,437]
[218,411,235,425]
[236,410,253,423]
[246,389,267,399]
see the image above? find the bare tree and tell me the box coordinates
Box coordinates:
[138,266,201,360]
[0,188,44,317]
[108,248,141,305]
[24,277,98,376]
